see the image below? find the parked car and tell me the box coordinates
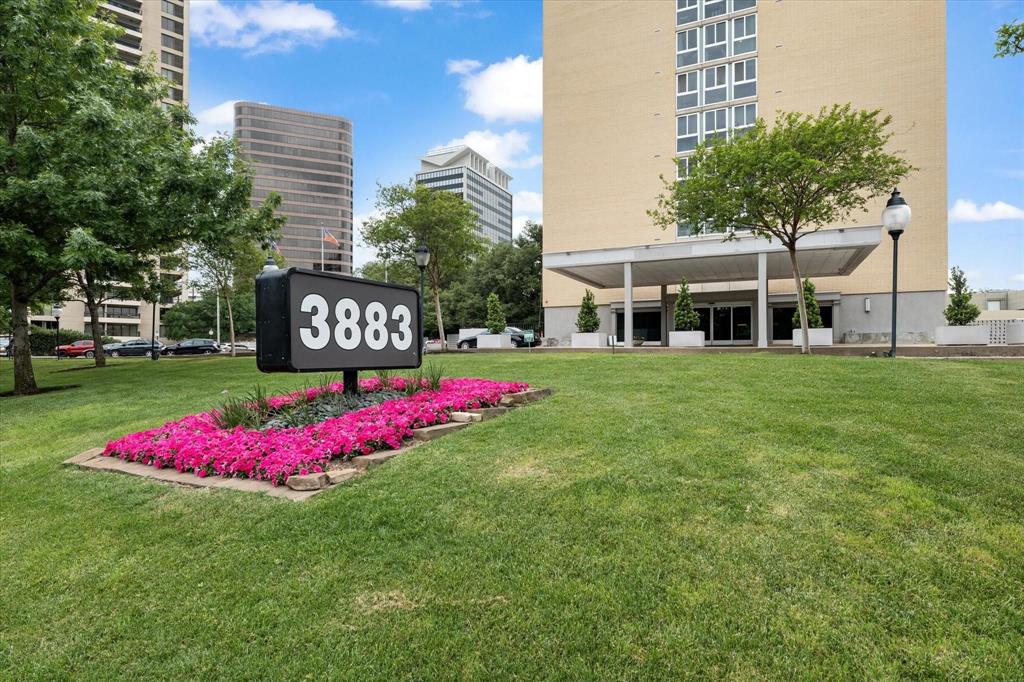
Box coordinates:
[221,342,255,353]
[161,338,221,356]
[456,327,539,349]
[103,338,164,357]
[55,339,95,358]
[0,336,10,357]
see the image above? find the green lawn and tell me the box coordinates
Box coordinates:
[1,354,1022,679]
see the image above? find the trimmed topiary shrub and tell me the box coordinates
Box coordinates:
[792,278,824,329]
[576,289,600,333]
[485,292,506,334]
[944,266,981,326]
[673,276,700,331]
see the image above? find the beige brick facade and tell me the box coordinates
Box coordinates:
[543,0,947,315]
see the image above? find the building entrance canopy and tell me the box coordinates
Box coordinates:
[544,226,881,289]
[543,226,881,347]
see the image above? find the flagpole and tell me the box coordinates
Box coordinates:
[320,221,324,271]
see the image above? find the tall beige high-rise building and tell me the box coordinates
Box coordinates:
[31,0,190,342]
[235,102,354,274]
[543,0,947,346]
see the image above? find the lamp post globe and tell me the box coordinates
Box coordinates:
[262,255,279,272]
[882,188,911,357]
[51,304,62,360]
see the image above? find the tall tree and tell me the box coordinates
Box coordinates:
[995,20,1024,57]
[362,182,482,349]
[188,137,283,356]
[1,0,127,393]
[649,104,913,353]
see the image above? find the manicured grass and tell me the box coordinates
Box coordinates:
[1,354,1022,679]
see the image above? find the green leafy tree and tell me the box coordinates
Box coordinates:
[162,293,257,341]
[361,182,482,349]
[1,0,128,393]
[649,104,913,354]
[943,266,981,326]
[576,289,600,333]
[673,276,700,331]
[485,292,506,334]
[792,279,824,329]
[995,20,1024,57]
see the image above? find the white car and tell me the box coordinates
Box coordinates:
[222,342,255,353]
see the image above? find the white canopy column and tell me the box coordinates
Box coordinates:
[757,251,768,348]
[623,262,633,345]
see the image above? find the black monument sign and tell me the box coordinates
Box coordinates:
[256,268,422,376]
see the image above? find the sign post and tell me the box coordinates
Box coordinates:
[255,268,422,393]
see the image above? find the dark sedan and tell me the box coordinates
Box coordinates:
[104,339,164,357]
[456,327,539,349]
[161,338,221,356]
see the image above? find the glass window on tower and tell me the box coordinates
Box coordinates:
[733,14,757,55]
[703,65,727,105]
[703,22,727,61]
[677,71,699,110]
[676,114,699,152]
[676,0,698,26]
[733,58,757,99]
[676,28,699,68]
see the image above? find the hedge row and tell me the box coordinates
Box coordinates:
[23,326,117,356]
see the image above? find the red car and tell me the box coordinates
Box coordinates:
[56,339,96,358]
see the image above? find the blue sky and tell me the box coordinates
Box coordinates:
[189,0,1023,287]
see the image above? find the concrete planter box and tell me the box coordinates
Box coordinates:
[792,328,834,347]
[935,325,988,346]
[477,334,515,349]
[1007,321,1024,345]
[571,332,607,348]
[669,331,706,347]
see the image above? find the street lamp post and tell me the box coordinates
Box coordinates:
[881,188,912,357]
[414,244,431,350]
[150,298,159,361]
[51,304,62,360]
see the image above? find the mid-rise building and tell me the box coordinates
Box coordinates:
[235,102,354,273]
[30,0,189,341]
[416,146,513,244]
[543,0,947,345]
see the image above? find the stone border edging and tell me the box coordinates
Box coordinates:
[62,387,554,501]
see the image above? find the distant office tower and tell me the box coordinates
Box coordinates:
[416,146,513,244]
[101,0,188,107]
[235,103,354,273]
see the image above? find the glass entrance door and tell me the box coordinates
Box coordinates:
[696,304,753,345]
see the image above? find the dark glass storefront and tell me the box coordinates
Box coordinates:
[771,305,833,342]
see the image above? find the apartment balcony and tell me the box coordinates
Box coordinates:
[99,1,142,20]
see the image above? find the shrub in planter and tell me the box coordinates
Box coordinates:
[669,276,705,347]
[943,267,981,326]
[936,267,986,345]
[485,292,506,334]
[576,289,600,333]
[571,289,606,348]
[792,278,824,329]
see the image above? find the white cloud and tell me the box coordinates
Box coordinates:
[434,129,542,170]
[191,1,353,55]
[194,99,239,143]
[445,58,482,75]
[451,55,542,123]
[949,198,1024,223]
[373,0,432,9]
[514,190,542,214]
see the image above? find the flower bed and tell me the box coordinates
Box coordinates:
[102,377,528,485]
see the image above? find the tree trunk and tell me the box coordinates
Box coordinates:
[85,297,106,367]
[9,286,39,395]
[787,245,811,355]
[225,291,236,357]
[429,275,446,351]
[82,273,106,367]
